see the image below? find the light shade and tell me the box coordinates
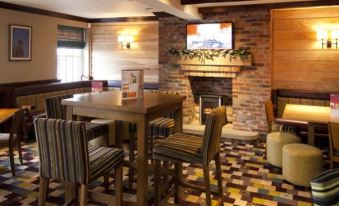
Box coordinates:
[331,31,339,39]
[317,30,328,40]
[118,35,133,43]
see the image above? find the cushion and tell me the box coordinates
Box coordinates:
[311,168,339,206]
[149,117,175,137]
[271,122,296,134]
[153,133,203,164]
[88,145,124,181]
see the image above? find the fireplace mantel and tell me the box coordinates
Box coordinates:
[174,55,252,78]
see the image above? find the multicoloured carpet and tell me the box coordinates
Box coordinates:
[0,140,313,206]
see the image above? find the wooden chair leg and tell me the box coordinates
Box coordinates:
[115,163,123,206]
[330,158,333,169]
[38,177,49,206]
[79,184,88,206]
[104,172,110,191]
[149,135,154,164]
[17,142,24,165]
[203,164,212,206]
[128,132,135,189]
[154,159,161,206]
[215,155,224,204]
[174,162,182,204]
[9,146,15,176]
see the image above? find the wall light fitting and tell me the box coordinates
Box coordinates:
[317,30,339,49]
[118,35,133,49]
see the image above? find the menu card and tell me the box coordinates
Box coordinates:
[91,81,103,93]
[330,94,339,122]
[121,69,144,100]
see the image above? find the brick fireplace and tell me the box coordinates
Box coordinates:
[158,9,272,134]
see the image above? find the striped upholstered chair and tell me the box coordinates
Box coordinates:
[310,168,339,206]
[45,95,110,143]
[0,109,24,176]
[127,90,178,187]
[34,118,124,206]
[153,106,226,206]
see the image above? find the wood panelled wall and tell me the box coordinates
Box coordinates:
[91,21,159,82]
[272,7,339,91]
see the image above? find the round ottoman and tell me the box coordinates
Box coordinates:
[282,143,323,187]
[90,119,116,146]
[266,132,300,167]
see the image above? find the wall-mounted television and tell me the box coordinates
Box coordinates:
[186,23,233,50]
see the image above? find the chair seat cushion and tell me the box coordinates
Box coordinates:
[0,133,18,144]
[85,122,109,141]
[153,133,203,164]
[88,145,124,181]
[149,117,175,137]
[311,168,339,206]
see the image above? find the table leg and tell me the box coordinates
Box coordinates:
[308,122,315,146]
[136,115,149,206]
[174,103,183,133]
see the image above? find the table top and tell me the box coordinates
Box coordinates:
[61,91,186,114]
[0,108,18,123]
[282,104,339,124]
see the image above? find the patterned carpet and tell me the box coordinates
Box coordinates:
[0,140,313,206]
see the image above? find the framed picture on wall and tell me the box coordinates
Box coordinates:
[9,25,32,61]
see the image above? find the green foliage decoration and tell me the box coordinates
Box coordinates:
[168,47,251,64]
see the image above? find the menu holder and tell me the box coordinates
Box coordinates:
[91,81,104,93]
[121,69,144,100]
[330,93,339,122]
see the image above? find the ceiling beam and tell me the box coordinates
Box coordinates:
[135,0,201,20]
[181,0,258,5]
[198,0,338,13]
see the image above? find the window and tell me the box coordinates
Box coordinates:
[57,48,84,82]
[57,25,87,82]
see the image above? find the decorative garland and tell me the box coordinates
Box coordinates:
[168,47,250,64]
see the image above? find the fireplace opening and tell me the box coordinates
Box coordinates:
[188,76,233,125]
[199,95,223,124]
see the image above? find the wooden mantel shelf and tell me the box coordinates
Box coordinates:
[174,55,252,78]
[175,54,252,66]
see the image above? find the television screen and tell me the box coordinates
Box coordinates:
[186,23,233,50]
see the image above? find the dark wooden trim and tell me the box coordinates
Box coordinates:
[0,1,89,22]
[90,16,158,23]
[182,0,257,5]
[198,0,338,13]
[108,80,160,90]
[0,79,60,88]
[152,12,175,18]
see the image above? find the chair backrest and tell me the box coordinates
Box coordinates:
[45,95,73,120]
[34,118,89,184]
[9,109,24,142]
[202,106,226,164]
[328,122,339,154]
[265,101,275,132]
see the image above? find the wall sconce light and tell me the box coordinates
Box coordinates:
[118,35,133,49]
[317,30,339,49]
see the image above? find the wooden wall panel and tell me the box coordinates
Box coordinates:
[91,21,159,83]
[272,7,339,91]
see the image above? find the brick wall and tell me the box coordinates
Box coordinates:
[158,8,271,134]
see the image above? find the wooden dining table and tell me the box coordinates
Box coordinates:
[62,91,185,206]
[282,104,339,145]
[0,108,18,124]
